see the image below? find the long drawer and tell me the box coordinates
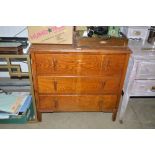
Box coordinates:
[34,53,125,76]
[131,80,155,95]
[37,76,120,94]
[135,61,155,79]
[37,95,117,112]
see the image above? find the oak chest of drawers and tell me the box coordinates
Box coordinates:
[30,38,130,121]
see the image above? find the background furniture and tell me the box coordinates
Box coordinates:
[119,40,155,122]
[0,54,38,122]
[30,37,130,121]
[120,26,150,40]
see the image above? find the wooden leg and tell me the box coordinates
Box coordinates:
[119,93,130,123]
[112,109,117,121]
[37,112,42,122]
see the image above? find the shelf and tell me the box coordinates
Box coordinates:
[0,54,38,122]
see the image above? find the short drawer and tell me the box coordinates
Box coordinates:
[136,61,155,79]
[37,95,117,112]
[37,76,120,94]
[101,55,125,76]
[34,54,125,76]
[131,80,155,95]
[38,76,77,94]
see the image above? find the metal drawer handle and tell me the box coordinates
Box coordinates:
[151,86,155,92]
[52,58,57,71]
[53,80,57,91]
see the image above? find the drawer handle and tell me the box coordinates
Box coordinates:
[101,81,106,89]
[52,58,57,71]
[103,59,110,71]
[53,80,57,91]
[151,86,155,92]
[53,99,58,108]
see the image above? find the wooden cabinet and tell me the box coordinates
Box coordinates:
[30,38,130,121]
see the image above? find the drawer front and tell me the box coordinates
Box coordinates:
[38,95,117,112]
[77,77,120,94]
[101,55,125,76]
[38,76,77,94]
[34,54,125,76]
[131,80,155,95]
[136,61,155,79]
[37,76,120,94]
[35,54,102,75]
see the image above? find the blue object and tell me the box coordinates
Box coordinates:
[0,92,29,114]
[0,97,34,124]
[18,95,32,113]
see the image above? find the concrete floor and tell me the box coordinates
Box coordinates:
[0,98,155,129]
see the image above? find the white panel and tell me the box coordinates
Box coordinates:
[136,61,155,79]
[131,80,155,96]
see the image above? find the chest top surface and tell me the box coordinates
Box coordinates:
[30,37,131,54]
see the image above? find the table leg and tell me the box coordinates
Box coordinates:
[119,93,130,123]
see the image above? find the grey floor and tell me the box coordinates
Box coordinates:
[0,98,155,129]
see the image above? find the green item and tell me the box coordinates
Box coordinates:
[108,26,120,37]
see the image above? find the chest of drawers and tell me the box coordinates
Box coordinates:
[30,38,130,121]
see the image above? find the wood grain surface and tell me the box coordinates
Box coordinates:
[30,37,131,121]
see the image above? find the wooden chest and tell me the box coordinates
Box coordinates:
[30,37,130,121]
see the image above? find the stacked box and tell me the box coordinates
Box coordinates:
[0,97,34,124]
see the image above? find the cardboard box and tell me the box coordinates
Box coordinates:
[75,26,87,31]
[28,26,73,44]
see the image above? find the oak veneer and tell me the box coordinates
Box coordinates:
[30,37,130,121]
[38,95,117,112]
[37,76,120,94]
[34,54,125,76]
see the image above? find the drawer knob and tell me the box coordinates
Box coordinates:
[101,81,106,89]
[151,86,155,92]
[53,80,58,91]
[103,59,110,71]
[52,58,57,71]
